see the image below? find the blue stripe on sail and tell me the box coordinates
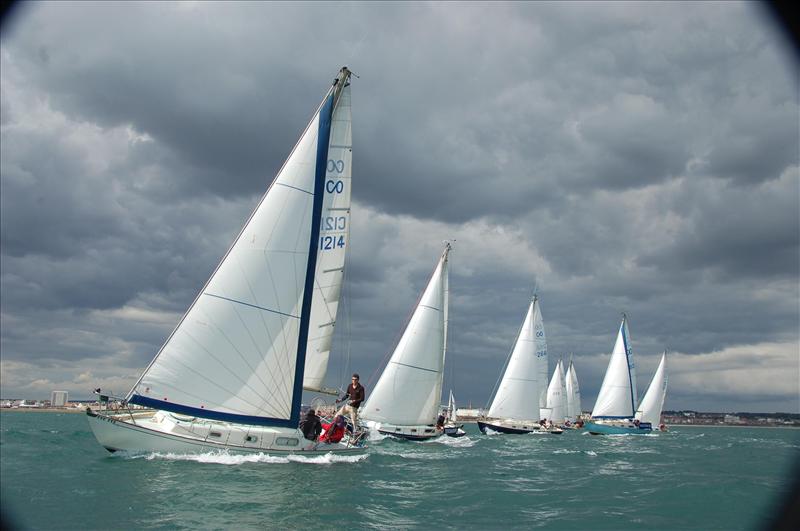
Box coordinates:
[128,395,297,427]
[289,91,335,425]
[621,321,635,417]
[592,415,635,419]
[204,293,300,319]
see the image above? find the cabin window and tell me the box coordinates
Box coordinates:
[209,431,222,438]
[276,437,298,446]
[245,435,257,443]
[424,429,433,433]
[395,428,401,432]
[411,429,417,433]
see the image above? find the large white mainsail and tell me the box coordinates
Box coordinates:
[545,359,567,423]
[565,358,581,420]
[487,297,541,422]
[125,69,353,428]
[635,351,668,427]
[591,315,638,419]
[360,243,451,428]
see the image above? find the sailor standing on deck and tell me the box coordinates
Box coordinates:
[336,373,365,429]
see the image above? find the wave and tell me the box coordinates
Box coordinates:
[123,450,368,465]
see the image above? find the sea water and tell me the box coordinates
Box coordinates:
[1,412,797,530]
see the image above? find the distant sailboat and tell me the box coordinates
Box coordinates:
[635,351,668,430]
[585,314,652,435]
[360,243,453,441]
[87,67,363,455]
[544,359,567,426]
[478,296,543,434]
[444,390,466,437]
[564,357,582,423]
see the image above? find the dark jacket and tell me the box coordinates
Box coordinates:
[299,411,322,441]
[340,382,365,408]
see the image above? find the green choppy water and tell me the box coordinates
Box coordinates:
[1,411,798,530]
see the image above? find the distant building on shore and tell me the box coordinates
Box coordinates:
[51,391,68,408]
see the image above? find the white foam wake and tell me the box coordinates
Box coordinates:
[128,450,368,465]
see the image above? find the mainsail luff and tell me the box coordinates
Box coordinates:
[635,351,668,426]
[126,68,353,427]
[360,244,451,426]
[591,315,638,419]
[487,297,540,421]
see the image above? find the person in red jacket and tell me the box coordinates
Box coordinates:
[320,415,347,444]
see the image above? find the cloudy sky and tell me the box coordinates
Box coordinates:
[1,1,797,413]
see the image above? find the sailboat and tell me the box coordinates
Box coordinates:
[477,296,544,435]
[87,67,364,455]
[542,359,567,433]
[635,351,668,431]
[443,390,466,437]
[585,314,652,435]
[564,357,582,426]
[359,243,454,441]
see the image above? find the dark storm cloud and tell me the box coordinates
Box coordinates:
[1,2,798,411]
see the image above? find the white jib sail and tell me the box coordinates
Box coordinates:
[127,72,349,423]
[360,244,451,426]
[303,83,352,392]
[565,359,581,420]
[487,297,540,422]
[545,359,567,423]
[591,316,638,418]
[635,351,668,426]
[449,390,458,422]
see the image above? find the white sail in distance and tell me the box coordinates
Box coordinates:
[545,359,567,423]
[635,351,668,426]
[487,297,541,422]
[565,359,581,420]
[360,244,451,426]
[126,69,352,426]
[591,315,638,419]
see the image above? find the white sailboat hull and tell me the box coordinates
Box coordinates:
[87,409,364,455]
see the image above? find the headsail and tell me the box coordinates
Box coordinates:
[591,315,638,419]
[534,300,548,409]
[487,296,541,422]
[635,351,668,426]
[360,243,451,426]
[545,359,567,423]
[126,68,353,427]
[565,358,582,420]
[303,78,353,394]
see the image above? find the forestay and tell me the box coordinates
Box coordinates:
[360,244,451,426]
[635,351,668,426]
[487,297,541,422]
[126,71,352,427]
[591,316,638,419]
